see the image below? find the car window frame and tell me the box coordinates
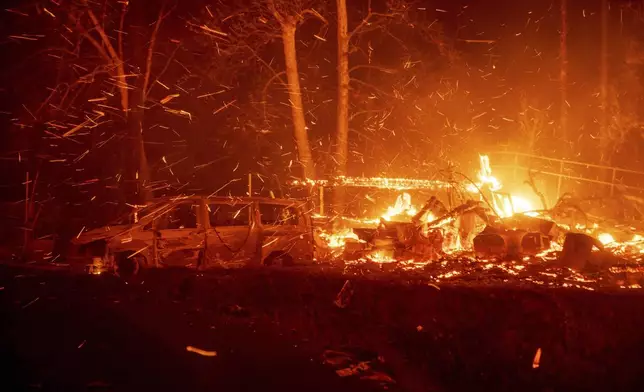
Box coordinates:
[206,200,253,228]
[258,202,300,226]
[143,201,202,231]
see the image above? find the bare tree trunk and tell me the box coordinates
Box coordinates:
[560,0,568,149]
[132,3,166,205]
[600,0,609,165]
[129,100,152,204]
[281,22,315,180]
[333,0,350,217]
[87,3,156,204]
[335,0,350,177]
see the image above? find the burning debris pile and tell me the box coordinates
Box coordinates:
[313,156,644,289]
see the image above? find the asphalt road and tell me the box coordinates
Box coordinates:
[2,265,644,392]
[1,267,389,392]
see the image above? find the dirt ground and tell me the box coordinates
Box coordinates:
[2,264,644,392]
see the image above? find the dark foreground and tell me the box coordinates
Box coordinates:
[2,265,644,392]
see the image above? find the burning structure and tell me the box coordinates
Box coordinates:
[304,155,644,289]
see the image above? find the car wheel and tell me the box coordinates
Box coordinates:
[263,251,294,267]
[115,252,145,279]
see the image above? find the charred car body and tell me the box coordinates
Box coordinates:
[71,196,315,276]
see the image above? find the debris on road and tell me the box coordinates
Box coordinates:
[334,280,353,309]
[186,345,217,357]
[323,350,395,385]
[21,297,39,309]
[532,347,542,369]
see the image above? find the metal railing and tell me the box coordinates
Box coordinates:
[489,151,644,197]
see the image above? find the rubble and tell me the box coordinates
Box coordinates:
[313,155,644,290]
[322,350,396,385]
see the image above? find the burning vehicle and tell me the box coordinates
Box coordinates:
[71,196,314,277]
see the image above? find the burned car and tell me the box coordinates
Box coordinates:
[72,196,315,276]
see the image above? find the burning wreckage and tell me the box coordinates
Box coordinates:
[302,155,644,289]
[71,155,643,289]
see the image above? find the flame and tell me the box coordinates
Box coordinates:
[318,193,438,251]
[471,155,537,218]
[367,250,396,263]
[633,235,644,254]
[600,233,644,255]
[318,228,360,249]
[478,155,502,191]
[598,233,615,245]
[381,193,417,221]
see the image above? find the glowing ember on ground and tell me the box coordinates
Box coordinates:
[318,228,361,249]
[365,250,397,263]
[291,176,454,191]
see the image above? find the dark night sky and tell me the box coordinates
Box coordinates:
[0,0,642,225]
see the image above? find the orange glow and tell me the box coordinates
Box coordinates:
[598,233,615,245]
[291,176,453,190]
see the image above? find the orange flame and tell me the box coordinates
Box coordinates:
[468,154,537,218]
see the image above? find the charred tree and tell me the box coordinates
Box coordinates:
[75,1,174,204]
[196,0,326,181]
[560,0,568,147]
[332,0,408,214]
[276,15,316,180]
[335,0,350,179]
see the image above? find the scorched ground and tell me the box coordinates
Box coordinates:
[2,264,644,392]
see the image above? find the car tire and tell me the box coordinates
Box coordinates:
[263,251,294,267]
[114,252,145,279]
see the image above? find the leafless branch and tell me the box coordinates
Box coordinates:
[351,78,399,100]
[348,109,386,121]
[117,2,126,69]
[57,65,112,109]
[245,44,283,77]
[262,70,287,118]
[146,44,180,98]
[525,170,549,210]
[300,8,327,24]
[142,2,168,100]
[266,0,285,25]
[83,5,129,112]
[348,0,401,41]
[349,64,397,74]
[68,16,112,64]
[262,70,287,96]
[84,7,120,64]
